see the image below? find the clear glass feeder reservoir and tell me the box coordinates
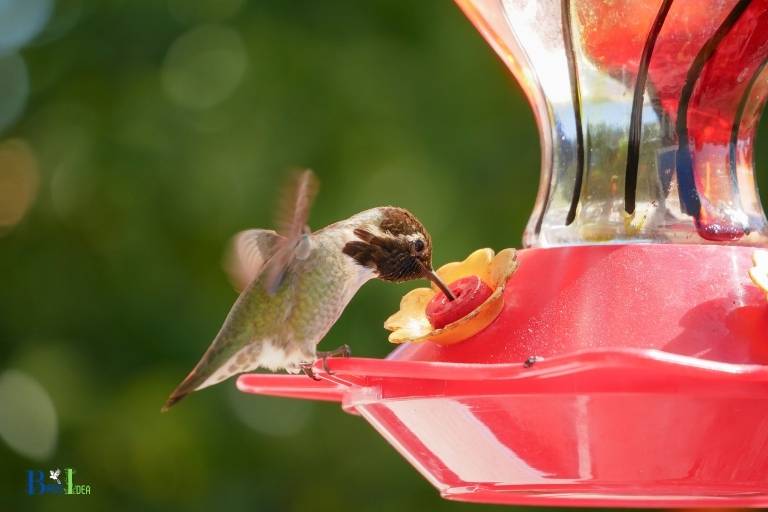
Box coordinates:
[471,0,768,247]
[240,0,768,507]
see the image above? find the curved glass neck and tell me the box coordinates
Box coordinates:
[458,0,768,247]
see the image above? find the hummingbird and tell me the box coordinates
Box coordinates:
[162,170,454,411]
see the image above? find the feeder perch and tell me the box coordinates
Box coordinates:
[240,0,768,507]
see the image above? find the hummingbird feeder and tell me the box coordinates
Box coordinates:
[239,0,768,507]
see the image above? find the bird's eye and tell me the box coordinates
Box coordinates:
[414,239,425,253]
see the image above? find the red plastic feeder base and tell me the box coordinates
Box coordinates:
[238,244,768,508]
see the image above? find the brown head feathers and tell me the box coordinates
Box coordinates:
[342,207,433,282]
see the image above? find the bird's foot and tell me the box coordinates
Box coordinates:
[317,344,351,375]
[299,345,351,380]
[299,362,321,381]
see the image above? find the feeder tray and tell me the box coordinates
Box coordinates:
[240,245,768,507]
[239,350,768,508]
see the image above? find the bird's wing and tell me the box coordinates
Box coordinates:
[264,170,319,294]
[275,169,319,241]
[224,229,284,292]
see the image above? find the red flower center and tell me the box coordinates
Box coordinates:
[425,275,493,330]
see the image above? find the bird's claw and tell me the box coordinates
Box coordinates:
[300,362,321,381]
[317,344,352,376]
[300,345,351,380]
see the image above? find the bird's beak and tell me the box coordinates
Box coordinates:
[425,268,456,301]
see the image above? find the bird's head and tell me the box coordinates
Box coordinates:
[342,207,455,298]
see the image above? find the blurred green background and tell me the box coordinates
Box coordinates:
[0,0,765,511]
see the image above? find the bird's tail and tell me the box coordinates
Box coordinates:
[161,358,213,412]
